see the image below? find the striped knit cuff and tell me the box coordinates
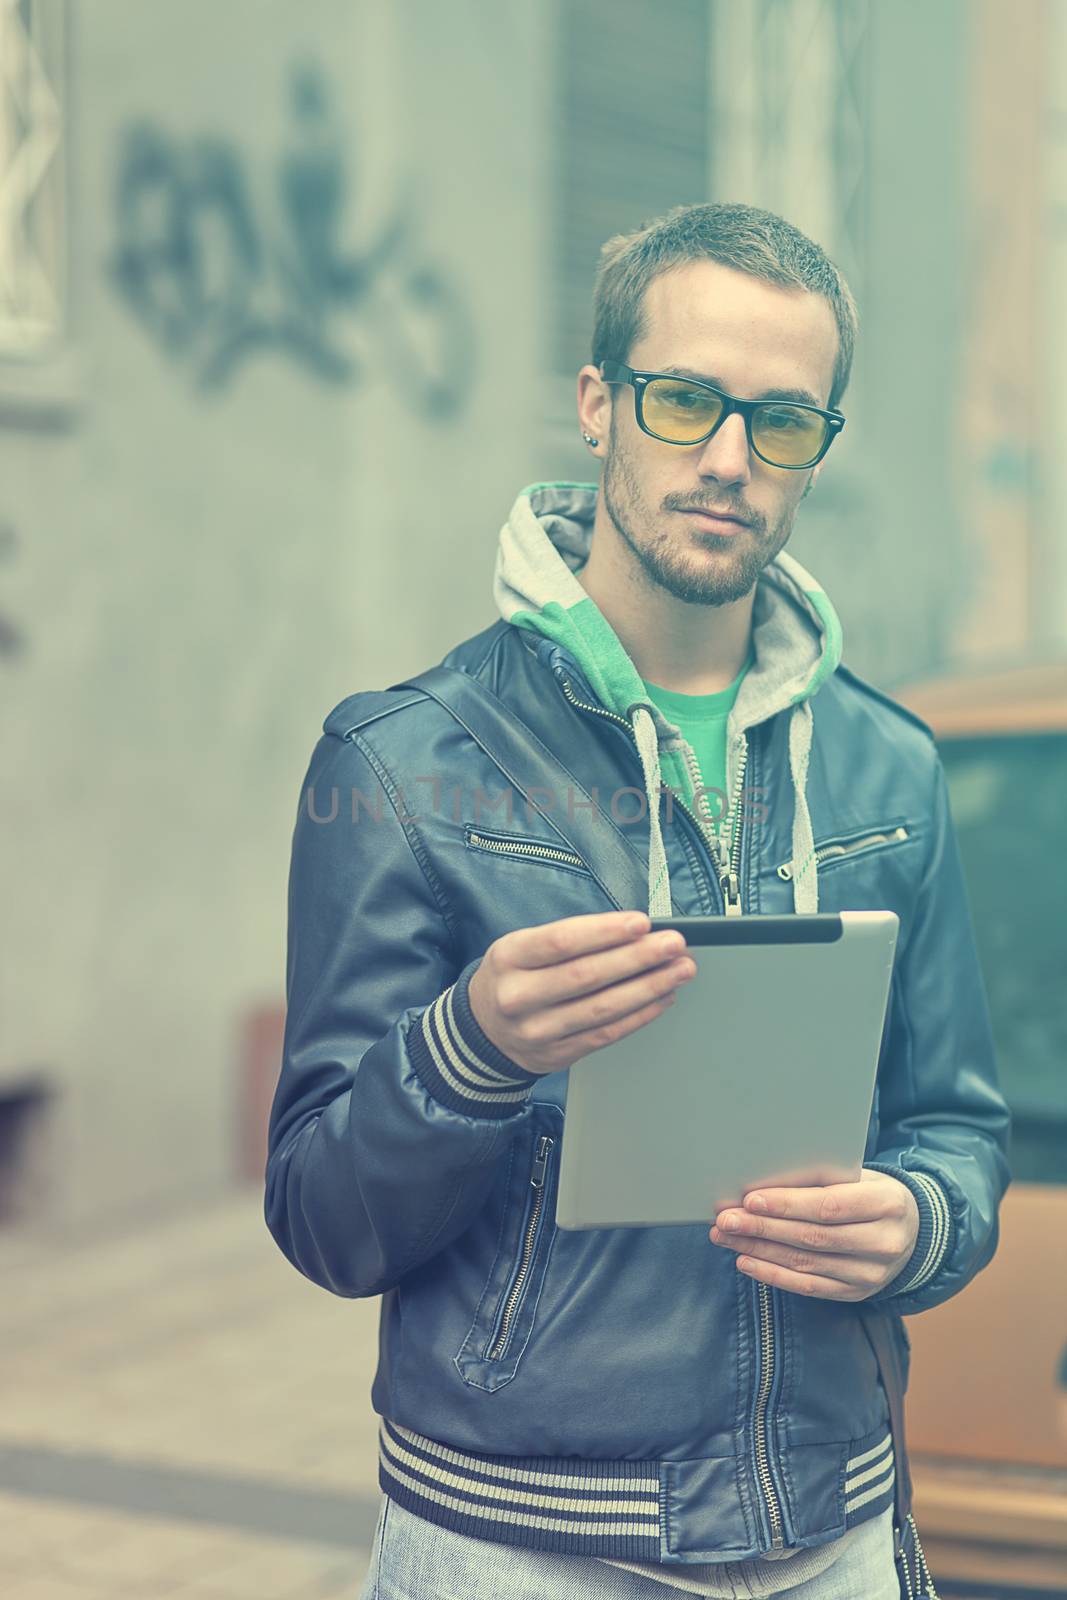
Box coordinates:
[407,957,542,1119]
[864,1162,955,1301]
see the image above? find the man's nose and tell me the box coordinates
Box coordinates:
[692,412,752,486]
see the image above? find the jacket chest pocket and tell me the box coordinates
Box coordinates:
[775,820,911,881]
[453,1115,560,1392]
[465,824,593,880]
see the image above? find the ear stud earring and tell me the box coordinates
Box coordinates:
[582,432,599,448]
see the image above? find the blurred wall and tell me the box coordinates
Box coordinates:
[706,0,973,686]
[1,0,1065,1234]
[0,0,552,1232]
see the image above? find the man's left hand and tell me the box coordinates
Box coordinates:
[709,1169,920,1301]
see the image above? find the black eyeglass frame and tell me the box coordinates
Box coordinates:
[599,360,846,469]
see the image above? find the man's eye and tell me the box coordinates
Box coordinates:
[665,387,710,409]
[759,407,809,430]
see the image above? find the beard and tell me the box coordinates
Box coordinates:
[601,410,801,607]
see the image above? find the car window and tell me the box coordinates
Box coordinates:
[940,732,1067,1184]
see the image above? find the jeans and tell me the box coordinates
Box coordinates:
[357,1493,901,1600]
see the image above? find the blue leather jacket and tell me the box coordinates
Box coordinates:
[264,617,1011,1566]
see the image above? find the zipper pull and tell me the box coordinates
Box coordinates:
[719,868,742,916]
[531,1135,553,1188]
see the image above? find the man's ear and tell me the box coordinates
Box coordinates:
[577,364,612,451]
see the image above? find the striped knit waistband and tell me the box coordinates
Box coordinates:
[376,1417,896,1563]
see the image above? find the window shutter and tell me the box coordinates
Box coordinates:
[552,0,711,379]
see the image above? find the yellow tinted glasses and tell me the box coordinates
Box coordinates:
[600,361,845,469]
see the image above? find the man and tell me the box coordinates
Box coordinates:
[265,203,1011,1598]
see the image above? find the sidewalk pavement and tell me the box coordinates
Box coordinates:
[0,1188,1008,1600]
[0,1190,383,1599]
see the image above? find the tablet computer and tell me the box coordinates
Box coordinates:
[555,910,899,1230]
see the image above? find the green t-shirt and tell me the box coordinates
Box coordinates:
[641,648,754,837]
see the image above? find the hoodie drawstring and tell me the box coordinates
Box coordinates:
[628,701,819,918]
[788,700,819,915]
[630,706,674,917]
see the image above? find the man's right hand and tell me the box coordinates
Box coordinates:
[467,911,696,1076]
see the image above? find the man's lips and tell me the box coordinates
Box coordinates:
[677,508,751,532]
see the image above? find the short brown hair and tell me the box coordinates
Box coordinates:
[591,201,858,410]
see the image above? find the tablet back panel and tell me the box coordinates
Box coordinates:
[555,910,899,1229]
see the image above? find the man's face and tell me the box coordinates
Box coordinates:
[587,259,840,606]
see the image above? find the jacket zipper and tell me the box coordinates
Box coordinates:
[752,1285,785,1548]
[775,825,909,880]
[467,827,586,872]
[555,670,786,1542]
[486,1135,554,1361]
[556,674,747,916]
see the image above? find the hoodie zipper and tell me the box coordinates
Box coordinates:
[556,674,747,916]
[677,737,748,917]
[486,1135,554,1361]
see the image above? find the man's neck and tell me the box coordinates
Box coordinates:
[577,530,756,696]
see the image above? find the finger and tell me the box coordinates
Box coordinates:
[732,1251,871,1301]
[711,1211,880,1258]
[544,954,695,1042]
[549,930,690,1005]
[510,911,651,971]
[555,989,681,1056]
[495,934,692,1035]
[711,1231,881,1285]
[742,1182,885,1226]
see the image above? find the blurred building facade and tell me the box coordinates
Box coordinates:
[0,0,1064,1233]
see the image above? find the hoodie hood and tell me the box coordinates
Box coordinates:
[493,482,844,917]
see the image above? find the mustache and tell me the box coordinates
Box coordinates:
[667,499,763,529]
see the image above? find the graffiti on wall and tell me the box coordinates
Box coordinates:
[109,62,476,417]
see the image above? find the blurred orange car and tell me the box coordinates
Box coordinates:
[890,657,1067,1594]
